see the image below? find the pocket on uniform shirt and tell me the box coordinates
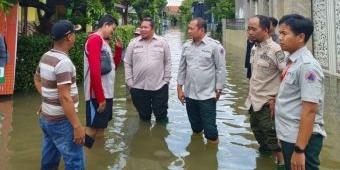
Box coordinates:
[256,60,274,79]
[258,60,270,67]
[284,73,295,85]
[133,48,144,56]
[153,47,164,53]
[133,48,144,61]
[199,52,213,66]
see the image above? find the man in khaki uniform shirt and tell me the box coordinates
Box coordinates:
[245,15,286,168]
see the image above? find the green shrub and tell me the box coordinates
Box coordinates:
[15,25,135,92]
[69,32,88,86]
[114,25,136,48]
[16,34,51,92]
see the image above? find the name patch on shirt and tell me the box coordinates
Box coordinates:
[305,71,317,83]
[153,44,163,48]
[202,49,211,54]
[133,45,143,49]
[260,53,269,60]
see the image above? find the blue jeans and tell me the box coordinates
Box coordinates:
[39,116,84,170]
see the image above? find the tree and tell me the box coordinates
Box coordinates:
[209,0,235,20]
[127,0,167,21]
[18,0,121,34]
[0,0,17,14]
[86,0,120,26]
[178,0,195,24]
[19,0,88,34]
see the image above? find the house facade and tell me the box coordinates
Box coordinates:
[233,0,340,76]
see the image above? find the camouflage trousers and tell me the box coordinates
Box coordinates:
[249,105,281,152]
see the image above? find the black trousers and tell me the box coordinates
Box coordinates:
[130,84,168,121]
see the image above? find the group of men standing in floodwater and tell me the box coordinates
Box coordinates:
[33,13,325,170]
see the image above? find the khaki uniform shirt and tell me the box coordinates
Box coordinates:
[124,34,171,91]
[245,38,286,111]
[177,35,226,100]
[275,46,326,143]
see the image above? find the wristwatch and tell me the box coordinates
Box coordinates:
[294,145,305,153]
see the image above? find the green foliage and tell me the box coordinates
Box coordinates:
[211,0,235,20]
[179,0,195,25]
[86,0,106,24]
[69,32,88,85]
[15,25,135,92]
[68,13,90,29]
[129,0,167,22]
[16,34,51,92]
[114,25,136,48]
[86,0,121,26]
[0,0,17,14]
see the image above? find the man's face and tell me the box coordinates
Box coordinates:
[247,17,268,42]
[279,23,304,53]
[67,32,76,47]
[103,23,117,39]
[188,20,203,41]
[140,21,154,39]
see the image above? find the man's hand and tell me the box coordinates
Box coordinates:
[73,126,85,145]
[291,152,305,170]
[268,99,275,119]
[115,36,123,48]
[97,101,106,113]
[177,85,186,105]
[215,89,222,101]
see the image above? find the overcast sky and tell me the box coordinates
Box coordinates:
[167,0,183,6]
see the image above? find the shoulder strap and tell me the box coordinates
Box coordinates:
[84,33,104,78]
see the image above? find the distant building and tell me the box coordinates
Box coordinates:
[165,6,180,16]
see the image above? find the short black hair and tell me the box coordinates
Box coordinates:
[98,14,118,28]
[269,17,278,27]
[192,17,207,33]
[142,17,155,29]
[253,15,270,31]
[279,14,313,43]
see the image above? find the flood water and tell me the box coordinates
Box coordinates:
[0,28,339,170]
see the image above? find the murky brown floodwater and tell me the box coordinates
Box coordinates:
[0,28,339,170]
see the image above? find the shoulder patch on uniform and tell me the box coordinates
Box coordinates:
[275,51,286,63]
[220,48,224,55]
[305,71,317,83]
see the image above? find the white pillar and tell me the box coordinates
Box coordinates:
[254,0,258,15]
[335,0,340,73]
[327,0,337,74]
[269,0,273,17]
